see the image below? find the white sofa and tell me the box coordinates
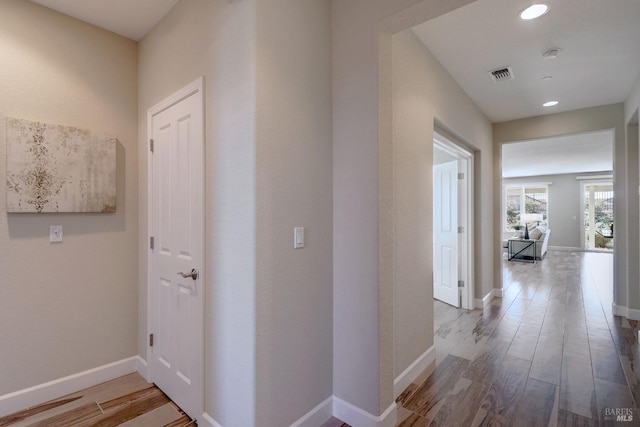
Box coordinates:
[502,227,551,259]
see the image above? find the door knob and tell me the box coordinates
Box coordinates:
[177,269,199,280]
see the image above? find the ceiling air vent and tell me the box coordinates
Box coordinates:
[490,66,515,83]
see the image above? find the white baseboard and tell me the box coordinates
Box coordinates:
[612,303,640,321]
[200,412,223,427]
[393,346,435,399]
[200,398,333,427]
[290,396,334,427]
[201,396,389,427]
[0,356,139,417]
[613,303,627,317]
[475,291,493,308]
[136,356,149,381]
[475,288,502,308]
[547,246,582,252]
[333,396,397,427]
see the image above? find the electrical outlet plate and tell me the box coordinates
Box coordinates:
[50,225,63,243]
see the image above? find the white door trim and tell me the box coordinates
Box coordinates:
[580,179,613,251]
[434,133,475,310]
[146,76,205,416]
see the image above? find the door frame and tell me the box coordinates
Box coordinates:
[434,132,474,309]
[145,77,205,412]
[580,178,613,251]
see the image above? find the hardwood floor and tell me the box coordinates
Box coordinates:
[2,252,635,426]
[0,374,195,427]
[397,251,638,426]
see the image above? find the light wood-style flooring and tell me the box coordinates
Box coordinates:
[325,251,637,427]
[3,252,636,426]
[0,374,195,427]
[396,251,637,426]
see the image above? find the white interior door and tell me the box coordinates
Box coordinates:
[149,78,204,420]
[433,160,459,307]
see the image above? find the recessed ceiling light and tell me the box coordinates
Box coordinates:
[543,100,559,107]
[520,4,549,20]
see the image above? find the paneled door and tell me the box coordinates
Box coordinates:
[148,78,204,421]
[433,160,459,307]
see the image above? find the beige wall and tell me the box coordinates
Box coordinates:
[0,0,138,395]
[139,0,333,425]
[139,1,258,424]
[625,74,640,311]
[626,74,640,125]
[392,29,492,378]
[332,0,480,417]
[494,104,627,309]
[254,0,333,425]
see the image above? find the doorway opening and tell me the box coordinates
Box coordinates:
[581,181,614,251]
[433,131,474,309]
[499,129,615,305]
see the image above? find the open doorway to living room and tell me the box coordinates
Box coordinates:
[501,129,614,255]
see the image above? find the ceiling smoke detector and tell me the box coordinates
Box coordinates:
[490,66,515,83]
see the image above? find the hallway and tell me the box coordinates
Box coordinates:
[395,251,637,426]
[2,252,636,426]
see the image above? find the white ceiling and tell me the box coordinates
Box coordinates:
[29,0,180,41]
[26,0,636,177]
[413,0,637,177]
[502,129,613,178]
[413,0,640,123]
[30,0,640,121]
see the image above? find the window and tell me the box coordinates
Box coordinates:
[504,184,548,231]
[582,182,613,250]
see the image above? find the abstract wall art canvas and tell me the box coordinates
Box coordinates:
[6,117,116,213]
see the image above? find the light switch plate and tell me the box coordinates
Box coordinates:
[50,225,63,243]
[294,227,304,249]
